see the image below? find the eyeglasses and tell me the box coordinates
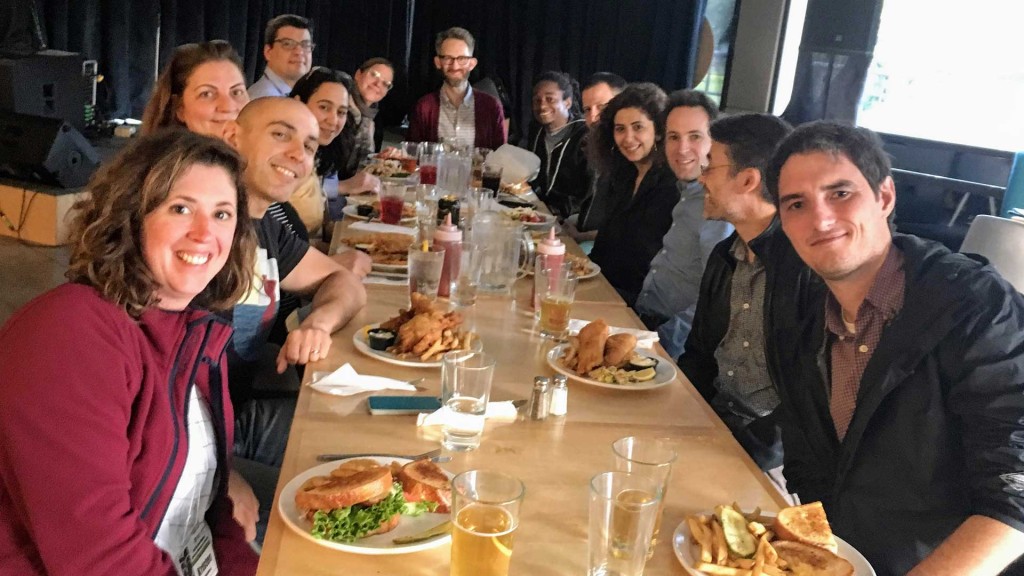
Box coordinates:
[700,163,732,176]
[273,38,315,52]
[369,69,394,91]
[437,55,473,66]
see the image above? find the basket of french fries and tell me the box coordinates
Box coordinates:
[353,293,481,367]
[677,502,861,576]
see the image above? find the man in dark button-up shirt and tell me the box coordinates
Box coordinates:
[767,121,1024,576]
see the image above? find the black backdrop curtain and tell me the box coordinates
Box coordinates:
[36,0,705,132]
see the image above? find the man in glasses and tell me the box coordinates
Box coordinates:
[407,27,506,150]
[249,14,314,99]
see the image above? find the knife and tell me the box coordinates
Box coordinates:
[317,447,443,462]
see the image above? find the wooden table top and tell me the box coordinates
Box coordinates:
[255,283,787,574]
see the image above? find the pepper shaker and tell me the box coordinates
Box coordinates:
[529,376,550,420]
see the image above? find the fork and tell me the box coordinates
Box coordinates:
[316,447,443,462]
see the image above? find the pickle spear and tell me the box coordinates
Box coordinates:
[392,520,452,545]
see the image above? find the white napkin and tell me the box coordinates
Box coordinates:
[567,319,659,349]
[348,221,416,236]
[309,364,417,396]
[416,401,519,426]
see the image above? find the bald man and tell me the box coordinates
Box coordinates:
[221,97,366,543]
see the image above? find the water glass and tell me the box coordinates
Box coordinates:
[441,351,495,451]
[588,471,662,576]
[535,261,578,340]
[408,246,445,302]
[413,184,439,240]
[452,241,484,307]
[438,150,473,195]
[464,186,495,229]
[379,183,407,225]
[611,437,678,555]
[450,470,524,576]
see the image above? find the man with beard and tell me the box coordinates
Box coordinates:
[407,27,505,150]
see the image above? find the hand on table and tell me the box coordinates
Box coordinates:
[333,249,372,278]
[227,470,259,542]
[276,326,333,373]
[339,172,382,196]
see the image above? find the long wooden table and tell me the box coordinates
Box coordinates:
[257,256,787,574]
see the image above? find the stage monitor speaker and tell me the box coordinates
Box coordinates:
[0,50,87,129]
[0,111,99,189]
[801,0,883,54]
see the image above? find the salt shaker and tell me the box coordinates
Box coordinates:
[550,375,568,416]
[529,376,550,420]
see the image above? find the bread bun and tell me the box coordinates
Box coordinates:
[295,466,393,511]
[774,501,839,554]
[772,541,854,576]
[399,459,452,513]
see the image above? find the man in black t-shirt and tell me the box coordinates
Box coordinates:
[221,97,367,543]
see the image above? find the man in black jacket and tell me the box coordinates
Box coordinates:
[679,114,794,476]
[766,121,1024,575]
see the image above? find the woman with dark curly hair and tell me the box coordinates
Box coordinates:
[527,71,589,219]
[141,40,249,138]
[588,82,680,305]
[0,130,259,575]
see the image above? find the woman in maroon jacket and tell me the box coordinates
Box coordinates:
[0,130,259,575]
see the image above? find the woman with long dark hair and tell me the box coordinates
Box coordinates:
[588,83,679,305]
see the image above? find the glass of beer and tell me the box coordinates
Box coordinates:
[588,471,661,576]
[611,437,677,557]
[450,470,525,576]
[535,261,577,340]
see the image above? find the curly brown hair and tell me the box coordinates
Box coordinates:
[140,40,244,136]
[66,130,256,317]
[589,82,668,176]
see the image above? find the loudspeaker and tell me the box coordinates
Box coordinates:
[801,0,883,54]
[0,111,99,189]
[0,50,87,129]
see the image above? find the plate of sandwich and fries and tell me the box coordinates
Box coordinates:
[546,318,675,390]
[353,293,482,368]
[279,456,453,555]
[672,501,875,576]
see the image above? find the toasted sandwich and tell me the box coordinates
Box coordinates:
[296,462,406,541]
[399,459,453,513]
[774,501,839,554]
[773,541,855,576]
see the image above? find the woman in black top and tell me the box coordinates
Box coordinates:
[527,71,589,220]
[588,83,679,305]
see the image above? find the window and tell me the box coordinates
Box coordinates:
[857,0,1024,152]
[694,0,740,104]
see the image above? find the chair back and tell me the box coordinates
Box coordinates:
[960,214,1024,292]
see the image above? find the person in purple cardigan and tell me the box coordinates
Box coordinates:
[407,27,506,150]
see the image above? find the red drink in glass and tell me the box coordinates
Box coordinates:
[420,164,438,185]
[379,195,405,224]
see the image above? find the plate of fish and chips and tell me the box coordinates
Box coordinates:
[547,318,674,390]
[353,293,482,367]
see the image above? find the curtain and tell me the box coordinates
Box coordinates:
[36,0,705,127]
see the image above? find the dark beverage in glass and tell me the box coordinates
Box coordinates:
[420,164,438,185]
[482,174,502,194]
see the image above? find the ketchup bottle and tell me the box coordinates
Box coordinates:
[433,213,463,298]
[532,227,566,309]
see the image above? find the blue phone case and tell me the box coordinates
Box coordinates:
[367,395,442,415]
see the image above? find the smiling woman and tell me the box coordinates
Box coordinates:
[0,130,260,576]
[141,40,249,138]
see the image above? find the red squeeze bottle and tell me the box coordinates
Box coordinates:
[433,213,462,298]
[532,227,566,309]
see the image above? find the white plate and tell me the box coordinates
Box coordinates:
[278,457,452,555]
[354,324,484,368]
[343,203,417,224]
[545,344,675,391]
[671,515,876,576]
[526,260,601,281]
[501,209,556,229]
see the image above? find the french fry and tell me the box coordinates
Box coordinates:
[760,566,786,576]
[748,521,767,537]
[419,338,445,361]
[760,534,778,564]
[687,516,713,563]
[694,563,751,576]
[710,518,728,565]
[734,558,755,569]
[750,537,766,576]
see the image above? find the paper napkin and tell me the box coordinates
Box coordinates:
[309,364,417,396]
[416,401,520,427]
